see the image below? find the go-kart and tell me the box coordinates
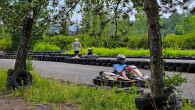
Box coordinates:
[93,65,150,88]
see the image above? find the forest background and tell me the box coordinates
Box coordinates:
[0,3,194,53]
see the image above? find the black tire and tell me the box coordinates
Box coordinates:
[135,92,177,110]
[96,59,102,63]
[96,62,102,66]
[91,58,96,62]
[111,60,117,65]
[11,70,34,89]
[181,63,189,68]
[184,56,192,60]
[83,62,88,65]
[7,69,16,76]
[144,66,150,70]
[168,67,175,71]
[126,61,135,65]
[157,101,183,110]
[92,62,96,65]
[173,62,182,67]
[105,59,111,63]
[138,65,143,69]
[187,68,195,73]
[135,61,141,66]
[102,63,107,66]
[107,63,112,67]
[165,62,173,67]
[176,67,184,72]
[189,63,195,68]
[141,61,150,66]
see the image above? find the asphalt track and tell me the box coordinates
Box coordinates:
[0,59,194,100]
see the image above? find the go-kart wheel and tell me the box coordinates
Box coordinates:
[136,81,147,88]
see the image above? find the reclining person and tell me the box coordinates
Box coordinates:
[113,54,129,79]
[83,48,93,56]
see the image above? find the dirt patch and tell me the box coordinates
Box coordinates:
[0,91,78,110]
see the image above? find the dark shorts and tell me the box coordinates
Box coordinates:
[74,51,79,56]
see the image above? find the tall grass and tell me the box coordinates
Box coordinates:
[0,69,194,109]
[0,69,7,90]
[0,69,138,109]
[33,42,61,51]
[63,47,195,57]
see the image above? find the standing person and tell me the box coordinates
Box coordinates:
[72,38,82,58]
[113,54,129,79]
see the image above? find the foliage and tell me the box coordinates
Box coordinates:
[163,31,195,48]
[0,69,138,109]
[164,73,187,94]
[64,47,195,57]
[0,69,7,90]
[0,0,56,50]
[0,28,12,51]
[0,38,12,51]
[64,47,150,56]
[41,35,74,50]
[33,42,61,51]
[26,57,34,71]
[163,48,195,57]
[38,29,194,50]
[176,15,195,35]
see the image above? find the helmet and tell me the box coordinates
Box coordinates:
[88,48,92,51]
[117,54,126,65]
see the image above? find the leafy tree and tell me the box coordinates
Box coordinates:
[161,13,182,36]
[0,0,59,70]
[177,14,195,34]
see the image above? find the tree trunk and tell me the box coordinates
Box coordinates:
[144,0,164,96]
[14,10,34,70]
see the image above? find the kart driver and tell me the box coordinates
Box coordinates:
[113,54,129,79]
[83,48,93,56]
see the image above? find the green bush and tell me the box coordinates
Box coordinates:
[0,38,12,51]
[42,35,74,50]
[63,47,150,56]
[33,42,61,51]
[163,31,195,48]
[64,47,195,57]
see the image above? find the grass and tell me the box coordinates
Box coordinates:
[0,69,138,109]
[63,47,195,57]
[0,68,194,109]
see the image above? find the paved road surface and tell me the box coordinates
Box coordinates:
[0,59,194,100]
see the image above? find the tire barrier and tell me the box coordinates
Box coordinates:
[135,92,182,110]
[6,69,34,90]
[2,51,195,73]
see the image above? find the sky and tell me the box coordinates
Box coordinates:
[70,0,195,23]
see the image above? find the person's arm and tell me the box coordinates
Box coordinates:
[80,44,82,52]
[72,43,74,49]
[115,68,125,75]
[115,68,129,79]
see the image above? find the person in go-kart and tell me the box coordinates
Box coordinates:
[83,48,93,56]
[113,54,130,79]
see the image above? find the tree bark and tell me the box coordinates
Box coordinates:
[144,0,164,96]
[14,11,34,70]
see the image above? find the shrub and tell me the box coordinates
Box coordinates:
[0,38,12,51]
[42,35,74,50]
[33,42,61,51]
